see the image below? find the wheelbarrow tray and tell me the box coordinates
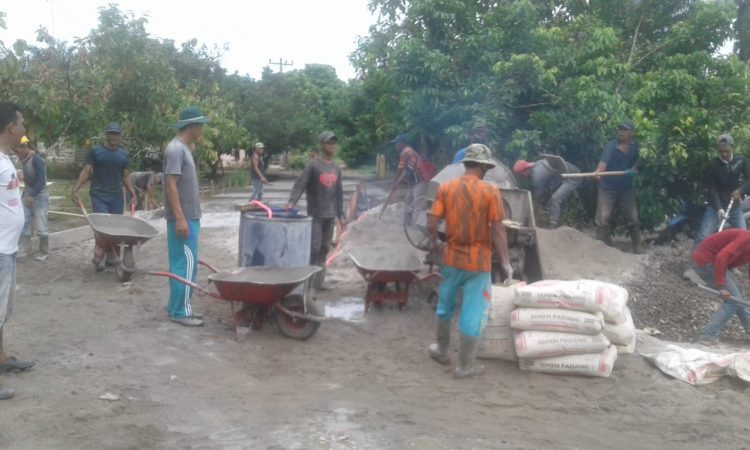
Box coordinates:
[87,213,160,246]
[349,248,422,280]
[208,265,320,305]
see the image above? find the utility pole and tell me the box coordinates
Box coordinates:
[269,58,294,73]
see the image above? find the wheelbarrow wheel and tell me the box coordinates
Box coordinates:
[115,247,135,282]
[276,294,320,340]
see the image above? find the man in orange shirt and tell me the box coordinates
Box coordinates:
[427,144,513,378]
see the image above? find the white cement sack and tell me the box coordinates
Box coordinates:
[511,308,603,334]
[515,279,628,323]
[514,330,610,359]
[616,334,636,355]
[519,346,618,377]
[476,284,521,361]
[603,308,635,345]
[478,326,516,361]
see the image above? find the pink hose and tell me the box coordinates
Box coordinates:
[249,200,272,219]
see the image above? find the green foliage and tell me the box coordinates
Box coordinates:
[352,0,750,229]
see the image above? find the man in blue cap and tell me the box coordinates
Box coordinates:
[594,120,644,254]
[71,121,138,269]
[163,107,210,327]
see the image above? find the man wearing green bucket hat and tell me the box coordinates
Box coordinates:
[163,106,210,327]
[427,143,513,378]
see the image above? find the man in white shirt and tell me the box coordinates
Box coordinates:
[0,103,35,400]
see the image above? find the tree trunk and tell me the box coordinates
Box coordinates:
[737,0,750,63]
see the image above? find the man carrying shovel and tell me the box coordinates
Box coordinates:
[694,134,750,244]
[593,120,644,254]
[691,228,750,345]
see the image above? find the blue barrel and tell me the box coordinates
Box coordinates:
[238,208,312,267]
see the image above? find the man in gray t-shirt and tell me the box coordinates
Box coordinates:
[163,106,209,327]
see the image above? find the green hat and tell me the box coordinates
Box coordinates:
[461,143,495,167]
[174,106,211,129]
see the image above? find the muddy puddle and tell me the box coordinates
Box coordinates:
[324,297,366,322]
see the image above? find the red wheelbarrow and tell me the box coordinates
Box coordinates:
[349,249,441,312]
[151,261,324,341]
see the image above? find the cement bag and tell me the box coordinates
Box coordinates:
[478,326,516,361]
[515,279,628,323]
[603,308,635,345]
[519,346,618,377]
[616,334,636,355]
[514,330,610,359]
[477,284,521,361]
[511,308,603,334]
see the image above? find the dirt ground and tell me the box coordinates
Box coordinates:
[1,193,750,449]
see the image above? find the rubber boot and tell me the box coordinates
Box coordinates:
[35,236,49,261]
[454,334,485,379]
[17,235,31,262]
[428,319,451,365]
[629,226,646,254]
[595,226,613,246]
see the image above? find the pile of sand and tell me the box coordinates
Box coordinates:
[326,203,426,286]
[535,226,643,284]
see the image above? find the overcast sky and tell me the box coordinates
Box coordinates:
[0,0,377,80]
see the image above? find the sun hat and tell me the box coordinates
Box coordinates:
[461,144,496,168]
[174,107,211,129]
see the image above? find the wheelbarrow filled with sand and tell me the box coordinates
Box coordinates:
[349,248,441,312]
[79,202,160,282]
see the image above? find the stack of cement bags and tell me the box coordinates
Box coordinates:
[511,280,633,377]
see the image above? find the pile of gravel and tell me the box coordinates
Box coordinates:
[626,241,748,342]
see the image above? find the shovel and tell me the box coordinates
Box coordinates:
[717,198,734,232]
[696,284,750,307]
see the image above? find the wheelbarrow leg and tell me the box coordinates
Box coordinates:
[230,301,252,343]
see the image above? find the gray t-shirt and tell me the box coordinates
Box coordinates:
[163,138,201,221]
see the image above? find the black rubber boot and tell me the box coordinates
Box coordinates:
[35,236,49,261]
[428,319,451,365]
[629,226,646,254]
[596,226,613,246]
[454,334,485,378]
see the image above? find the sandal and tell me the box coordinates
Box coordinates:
[0,356,35,373]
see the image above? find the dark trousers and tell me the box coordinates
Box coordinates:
[311,217,336,288]
[595,187,639,228]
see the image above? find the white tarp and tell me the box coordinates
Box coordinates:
[639,333,750,385]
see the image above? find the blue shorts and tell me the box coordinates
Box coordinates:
[436,266,491,337]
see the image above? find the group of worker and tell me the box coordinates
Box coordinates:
[418,120,750,376]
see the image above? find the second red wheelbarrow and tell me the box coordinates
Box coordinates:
[349,248,441,312]
[151,261,324,341]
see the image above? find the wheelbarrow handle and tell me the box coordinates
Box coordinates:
[198,260,220,273]
[417,272,443,284]
[274,303,325,323]
[149,271,224,300]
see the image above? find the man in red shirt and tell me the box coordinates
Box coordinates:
[380,135,424,218]
[691,228,750,344]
